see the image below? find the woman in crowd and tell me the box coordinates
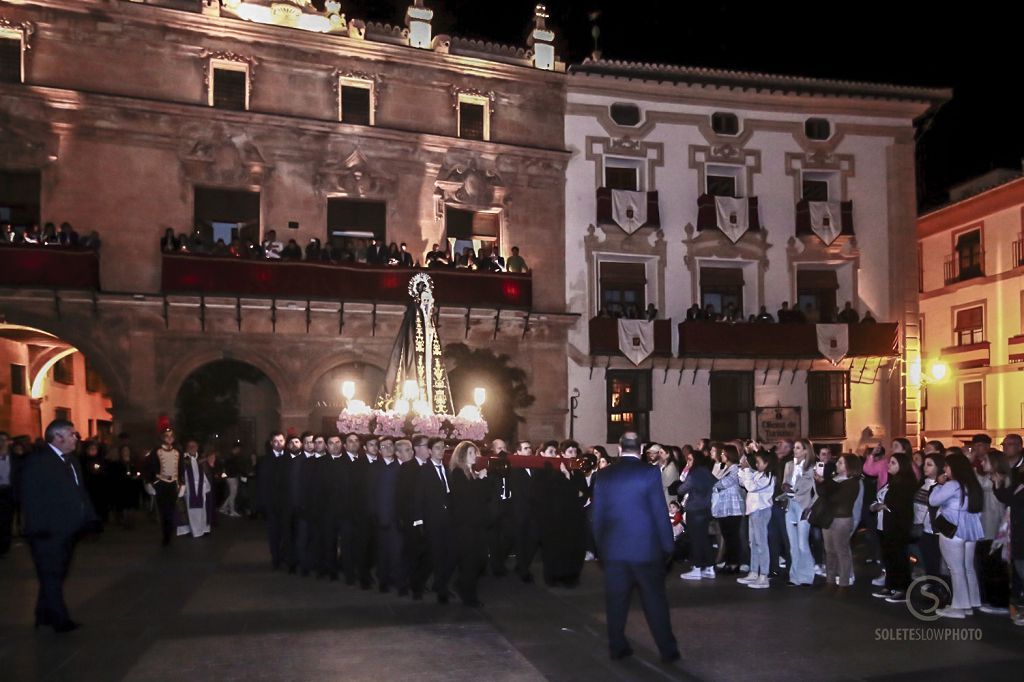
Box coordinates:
[104,444,136,528]
[737,449,776,589]
[651,443,678,508]
[913,451,946,580]
[815,454,862,595]
[536,441,587,587]
[976,451,1010,614]
[160,228,179,252]
[677,452,716,580]
[448,440,490,607]
[992,454,1024,624]
[712,444,745,574]
[783,439,817,586]
[929,450,984,618]
[80,440,109,526]
[872,452,917,602]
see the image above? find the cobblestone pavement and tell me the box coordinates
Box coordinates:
[1,517,1021,681]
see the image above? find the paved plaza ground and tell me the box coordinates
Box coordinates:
[1,517,1021,682]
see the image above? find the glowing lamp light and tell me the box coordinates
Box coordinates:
[341,381,356,401]
[928,361,949,382]
[347,399,369,415]
[908,359,922,387]
[412,399,431,416]
[458,405,481,421]
[402,380,420,400]
[394,399,410,416]
[473,387,486,407]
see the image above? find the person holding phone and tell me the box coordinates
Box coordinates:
[737,450,776,589]
[814,454,862,595]
[783,439,817,586]
[929,450,984,618]
[871,452,918,602]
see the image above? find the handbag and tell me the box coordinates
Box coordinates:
[929,506,957,539]
[804,497,834,529]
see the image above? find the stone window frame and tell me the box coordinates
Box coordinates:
[202,51,257,111]
[332,70,380,126]
[689,144,761,200]
[784,151,856,204]
[452,89,494,142]
[0,18,34,84]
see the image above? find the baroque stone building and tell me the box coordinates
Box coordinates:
[0,0,571,443]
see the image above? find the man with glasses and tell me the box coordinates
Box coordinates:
[18,419,97,633]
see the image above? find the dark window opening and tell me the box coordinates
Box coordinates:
[956,230,983,280]
[805,118,831,140]
[85,358,100,394]
[954,306,984,346]
[54,407,71,423]
[599,261,646,318]
[0,36,21,84]
[0,170,41,231]
[711,112,739,135]
[707,174,737,198]
[10,363,26,395]
[459,101,486,141]
[605,166,639,191]
[610,103,641,126]
[607,369,651,443]
[710,371,753,440]
[212,68,247,111]
[340,85,372,125]
[802,179,830,202]
[700,267,744,319]
[193,187,260,247]
[327,198,386,246]
[808,372,849,439]
[796,268,839,322]
[445,207,500,260]
[960,381,984,430]
[52,356,74,385]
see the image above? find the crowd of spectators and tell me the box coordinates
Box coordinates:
[159,228,529,274]
[0,221,101,250]
[683,300,877,324]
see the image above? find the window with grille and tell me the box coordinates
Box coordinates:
[808,372,849,439]
[339,81,372,125]
[458,97,488,141]
[805,118,831,140]
[607,370,651,443]
[710,371,753,440]
[0,35,22,84]
[954,306,984,346]
[53,356,74,385]
[211,66,248,111]
[711,112,739,136]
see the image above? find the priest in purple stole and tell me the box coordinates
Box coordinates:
[177,440,212,538]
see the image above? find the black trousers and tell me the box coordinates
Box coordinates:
[687,511,714,568]
[882,530,911,591]
[486,501,515,573]
[514,517,541,578]
[399,525,431,596]
[29,533,77,626]
[456,525,486,603]
[603,560,678,660]
[0,487,14,555]
[340,517,372,585]
[265,507,285,567]
[376,522,402,589]
[977,539,1010,608]
[717,515,743,565]
[427,521,456,595]
[154,481,178,545]
[768,502,790,572]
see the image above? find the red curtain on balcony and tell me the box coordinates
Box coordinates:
[0,247,99,289]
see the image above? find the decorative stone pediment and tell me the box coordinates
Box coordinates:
[314,149,396,198]
[434,157,507,209]
[583,224,667,317]
[178,123,270,187]
[0,111,58,169]
[682,222,772,308]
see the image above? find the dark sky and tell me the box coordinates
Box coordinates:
[343,1,1022,210]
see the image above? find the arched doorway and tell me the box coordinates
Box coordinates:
[309,362,385,435]
[445,343,534,443]
[0,323,115,440]
[174,360,280,452]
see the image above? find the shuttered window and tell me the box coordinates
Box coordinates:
[0,35,21,84]
[954,306,983,346]
[808,372,849,439]
[710,371,753,440]
[340,83,372,125]
[212,67,247,111]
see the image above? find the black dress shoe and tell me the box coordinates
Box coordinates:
[437,593,449,605]
[53,620,80,634]
[519,572,534,584]
[412,592,423,601]
[397,588,409,597]
[661,651,681,664]
[610,647,634,660]
[379,584,391,594]
[329,574,339,582]
[462,599,484,608]
[288,566,297,575]
[492,568,508,577]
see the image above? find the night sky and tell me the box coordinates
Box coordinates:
[340,0,1022,211]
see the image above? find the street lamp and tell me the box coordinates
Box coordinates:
[473,387,486,408]
[928,360,948,382]
[341,380,355,401]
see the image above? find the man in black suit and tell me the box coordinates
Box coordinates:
[592,432,679,664]
[282,435,305,573]
[414,437,456,604]
[339,433,371,587]
[18,420,97,632]
[319,435,348,581]
[366,238,387,265]
[396,435,431,598]
[509,440,541,583]
[256,431,288,570]
[485,438,515,576]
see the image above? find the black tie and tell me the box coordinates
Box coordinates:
[435,464,449,493]
[62,454,80,487]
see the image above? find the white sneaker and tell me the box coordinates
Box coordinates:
[978,605,1009,616]
[848,575,856,586]
[736,572,758,584]
[701,567,716,579]
[814,564,826,577]
[739,564,750,573]
[747,575,770,589]
[871,571,887,587]
[679,567,702,581]
[584,551,596,562]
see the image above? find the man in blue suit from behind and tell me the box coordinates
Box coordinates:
[592,431,680,664]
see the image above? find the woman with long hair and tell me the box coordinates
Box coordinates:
[448,440,490,607]
[815,454,862,595]
[711,445,745,574]
[913,451,946,579]
[929,449,984,618]
[976,451,1010,614]
[783,439,817,586]
[737,450,776,589]
[677,452,717,581]
[872,452,918,602]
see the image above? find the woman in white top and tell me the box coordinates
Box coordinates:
[737,450,776,589]
[976,452,1010,614]
[928,449,984,618]
[912,452,945,578]
[782,439,817,585]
